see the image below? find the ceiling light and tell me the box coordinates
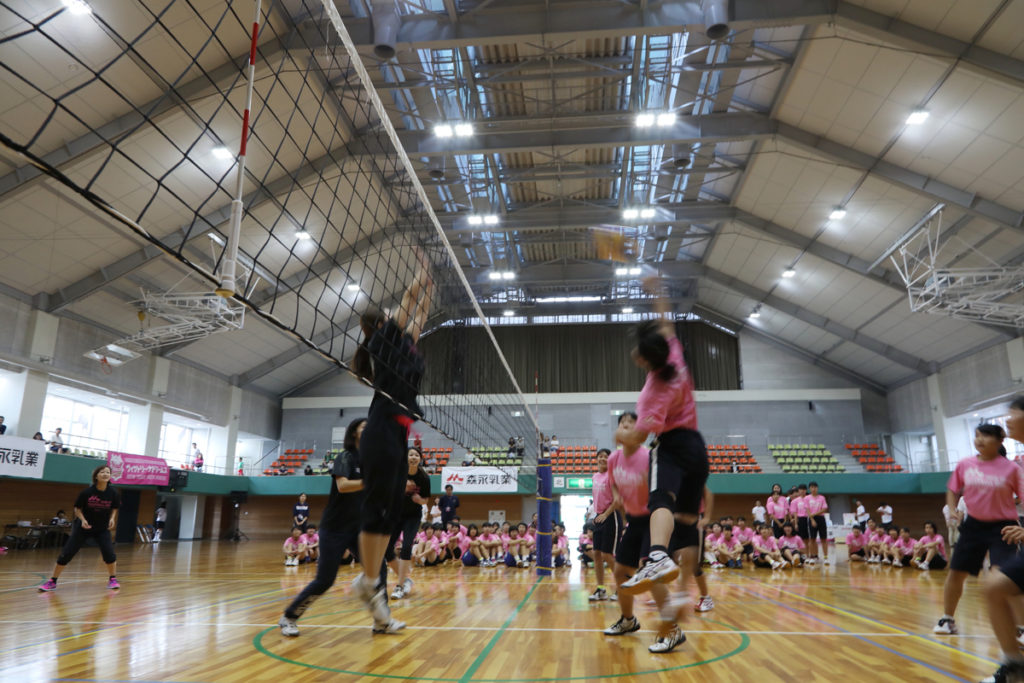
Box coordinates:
[615,267,629,276]
[629,267,642,275]
[829,207,847,221]
[622,307,634,314]
[468,215,483,225]
[656,112,676,126]
[782,268,796,278]
[212,146,233,160]
[748,310,760,319]
[906,109,929,125]
[61,0,92,15]
[483,214,499,225]
[635,113,655,127]
[622,208,639,219]
[488,272,502,280]
[501,271,515,280]
[536,296,602,303]
[640,208,656,218]
[502,309,515,316]
[208,233,225,246]
[435,124,453,138]
[346,284,360,293]
[454,123,474,136]
[295,230,311,240]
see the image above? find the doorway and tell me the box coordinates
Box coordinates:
[559,494,592,542]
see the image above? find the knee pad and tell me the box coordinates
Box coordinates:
[648,488,676,514]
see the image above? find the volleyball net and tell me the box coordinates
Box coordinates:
[0,0,540,462]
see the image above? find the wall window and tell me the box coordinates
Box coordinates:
[159,422,211,469]
[41,393,129,453]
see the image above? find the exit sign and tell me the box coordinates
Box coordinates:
[566,477,592,489]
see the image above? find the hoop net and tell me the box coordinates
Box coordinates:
[0,0,540,463]
[891,211,1024,328]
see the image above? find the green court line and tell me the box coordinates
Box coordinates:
[458,577,543,683]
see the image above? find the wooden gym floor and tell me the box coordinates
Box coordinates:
[0,540,1006,682]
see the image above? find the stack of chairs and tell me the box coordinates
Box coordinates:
[421,447,451,474]
[471,447,523,467]
[707,444,762,473]
[769,444,845,473]
[263,448,312,475]
[847,443,902,472]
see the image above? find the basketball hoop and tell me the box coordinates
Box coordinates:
[99,356,113,375]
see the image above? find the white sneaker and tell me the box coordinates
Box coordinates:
[352,574,391,625]
[882,558,891,565]
[695,596,714,612]
[823,557,830,565]
[278,615,299,637]
[648,626,686,653]
[372,617,406,634]
[933,617,958,635]
[771,560,781,569]
[589,587,609,602]
[391,584,405,600]
[711,562,725,569]
[618,553,679,595]
[603,615,641,635]
[403,578,413,596]
[893,559,903,568]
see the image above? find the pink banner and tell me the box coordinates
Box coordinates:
[107,451,170,486]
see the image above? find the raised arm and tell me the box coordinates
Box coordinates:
[642,275,675,340]
[395,247,434,341]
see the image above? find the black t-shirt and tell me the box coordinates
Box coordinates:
[319,449,363,532]
[440,494,459,522]
[292,502,310,524]
[401,468,431,519]
[73,485,120,530]
[368,319,425,419]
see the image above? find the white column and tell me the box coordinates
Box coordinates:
[14,370,49,439]
[177,494,205,540]
[1008,337,1024,384]
[210,386,242,474]
[927,373,973,470]
[125,403,164,457]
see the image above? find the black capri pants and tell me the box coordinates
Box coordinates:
[360,410,410,535]
[57,522,116,566]
[386,516,422,562]
[648,428,709,518]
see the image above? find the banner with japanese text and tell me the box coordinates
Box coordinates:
[441,466,518,492]
[107,450,169,486]
[0,435,47,479]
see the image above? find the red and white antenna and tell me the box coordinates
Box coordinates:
[217,0,262,298]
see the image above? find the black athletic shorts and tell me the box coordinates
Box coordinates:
[648,428,709,517]
[771,519,785,538]
[796,517,810,540]
[850,548,865,558]
[950,516,1020,576]
[615,514,650,568]
[592,512,621,555]
[810,515,828,542]
[926,554,948,570]
[999,554,1024,591]
[359,411,409,535]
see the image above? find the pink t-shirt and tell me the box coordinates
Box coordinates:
[717,536,741,552]
[753,535,779,554]
[918,533,947,559]
[868,530,886,545]
[846,532,867,552]
[882,535,900,549]
[805,494,828,516]
[767,496,788,520]
[481,532,500,545]
[705,532,721,547]
[458,534,475,553]
[948,455,1024,521]
[735,527,755,544]
[635,337,698,434]
[607,446,651,517]
[791,496,808,518]
[778,535,805,551]
[555,535,568,550]
[894,537,916,556]
[500,533,511,552]
[283,537,304,552]
[300,532,319,547]
[520,532,535,547]
[592,470,613,514]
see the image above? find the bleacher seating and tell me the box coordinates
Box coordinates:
[551,446,598,474]
[262,448,312,475]
[707,444,762,473]
[846,443,902,473]
[422,447,452,474]
[769,444,845,473]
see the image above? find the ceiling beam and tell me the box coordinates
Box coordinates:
[444,200,736,233]
[834,1,1024,89]
[690,303,887,393]
[345,0,834,50]
[699,264,930,375]
[464,260,704,286]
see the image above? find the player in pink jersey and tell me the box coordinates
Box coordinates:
[777,522,805,567]
[283,527,307,567]
[979,397,1024,683]
[806,482,830,565]
[504,525,526,567]
[879,527,899,565]
[703,522,723,568]
[713,526,743,569]
[734,517,756,564]
[412,523,442,566]
[516,522,536,565]
[766,486,789,538]
[912,521,948,571]
[613,279,709,654]
[300,525,320,564]
[863,520,885,563]
[553,523,571,568]
[889,527,917,568]
[602,413,653,640]
[845,526,867,562]
[752,525,786,569]
[791,484,811,562]
[935,423,1024,637]
[589,448,620,601]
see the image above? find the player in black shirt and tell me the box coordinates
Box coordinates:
[280,418,374,636]
[292,493,310,532]
[347,248,432,633]
[388,446,431,599]
[38,465,121,591]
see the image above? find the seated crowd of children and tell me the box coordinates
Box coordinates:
[845,520,947,569]
[281,518,577,569]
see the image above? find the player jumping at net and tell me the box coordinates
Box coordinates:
[349,248,433,635]
[614,276,710,654]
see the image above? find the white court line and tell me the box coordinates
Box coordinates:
[0,619,985,638]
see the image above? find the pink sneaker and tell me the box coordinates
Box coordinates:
[107,577,120,590]
[38,578,57,592]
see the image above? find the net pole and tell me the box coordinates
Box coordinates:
[217,0,262,298]
[535,451,553,577]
